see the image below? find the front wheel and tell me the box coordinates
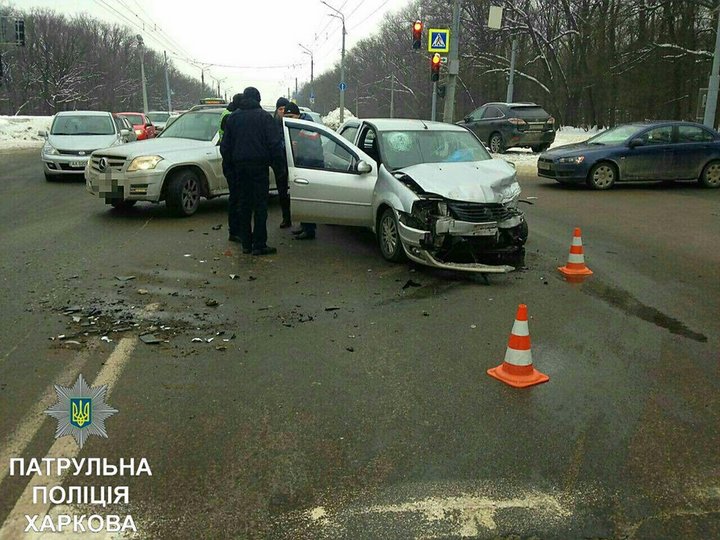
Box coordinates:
[587,162,617,190]
[699,160,720,188]
[44,172,58,182]
[166,169,201,216]
[532,144,550,153]
[377,207,406,262]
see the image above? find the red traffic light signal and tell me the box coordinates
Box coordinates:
[431,53,441,82]
[412,20,422,49]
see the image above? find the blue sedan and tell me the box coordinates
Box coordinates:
[537,121,720,189]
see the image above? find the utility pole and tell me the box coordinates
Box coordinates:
[323,1,346,124]
[704,2,720,128]
[506,39,518,103]
[163,51,172,112]
[137,35,148,113]
[442,0,461,123]
[295,77,298,99]
[390,73,395,118]
[431,82,438,121]
[299,43,314,105]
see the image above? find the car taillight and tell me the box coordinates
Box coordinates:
[507,117,527,126]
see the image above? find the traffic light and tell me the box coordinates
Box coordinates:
[15,18,25,47]
[412,20,422,50]
[431,53,441,82]
[436,84,446,98]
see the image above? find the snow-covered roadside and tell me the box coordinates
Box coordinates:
[500,126,602,172]
[0,116,52,150]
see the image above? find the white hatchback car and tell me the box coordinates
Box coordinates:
[41,111,130,181]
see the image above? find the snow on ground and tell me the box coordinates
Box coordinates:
[0,116,52,150]
[500,126,602,172]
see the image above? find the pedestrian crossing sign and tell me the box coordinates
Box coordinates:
[428,28,450,53]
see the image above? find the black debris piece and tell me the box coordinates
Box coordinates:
[140,334,162,345]
[402,279,422,290]
[212,224,223,230]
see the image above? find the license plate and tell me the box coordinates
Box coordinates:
[472,224,498,236]
[70,161,85,168]
[538,161,551,171]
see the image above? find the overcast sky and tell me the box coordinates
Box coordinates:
[10,0,412,108]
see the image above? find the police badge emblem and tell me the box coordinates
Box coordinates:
[45,374,118,449]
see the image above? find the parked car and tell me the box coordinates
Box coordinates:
[301,118,526,273]
[117,112,156,140]
[146,111,171,132]
[40,111,130,181]
[299,107,322,123]
[85,108,277,212]
[113,114,137,142]
[460,102,555,153]
[537,121,720,189]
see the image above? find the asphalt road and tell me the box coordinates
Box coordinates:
[0,147,718,539]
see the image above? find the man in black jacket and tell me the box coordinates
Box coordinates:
[272,97,292,228]
[220,87,284,256]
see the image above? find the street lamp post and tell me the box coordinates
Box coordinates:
[322,1,346,124]
[136,35,148,113]
[299,43,314,105]
[704,1,720,128]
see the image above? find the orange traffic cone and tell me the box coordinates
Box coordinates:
[487,304,549,388]
[558,227,593,282]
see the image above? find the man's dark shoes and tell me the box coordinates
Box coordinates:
[291,228,303,235]
[242,247,252,254]
[293,231,315,240]
[251,246,277,256]
[279,220,292,229]
[228,235,242,243]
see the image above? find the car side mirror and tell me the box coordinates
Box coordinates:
[38,130,47,137]
[464,116,471,123]
[121,128,131,137]
[357,160,372,174]
[629,138,644,148]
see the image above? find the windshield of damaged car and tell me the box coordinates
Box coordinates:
[586,124,642,145]
[50,115,115,136]
[159,111,220,141]
[379,130,491,170]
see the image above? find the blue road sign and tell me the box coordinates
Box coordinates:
[338,82,347,91]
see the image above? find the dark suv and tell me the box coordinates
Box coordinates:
[460,102,556,153]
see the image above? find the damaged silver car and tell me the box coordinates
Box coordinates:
[286,118,528,273]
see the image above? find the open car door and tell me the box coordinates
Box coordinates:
[283,119,377,227]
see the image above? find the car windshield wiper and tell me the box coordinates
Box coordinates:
[75,132,113,135]
[587,141,605,145]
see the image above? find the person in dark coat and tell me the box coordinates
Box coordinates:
[219,93,244,242]
[283,102,319,240]
[220,87,284,256]
[272,97,292,228]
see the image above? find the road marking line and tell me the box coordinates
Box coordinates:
[1,328,33,363]
[0,343,98,488]
[0,337,137,539]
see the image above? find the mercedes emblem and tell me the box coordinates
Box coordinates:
[98,158,108,172]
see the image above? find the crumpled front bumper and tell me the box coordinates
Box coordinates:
[398,217,520,273]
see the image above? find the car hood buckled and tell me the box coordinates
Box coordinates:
[396,160,519,203]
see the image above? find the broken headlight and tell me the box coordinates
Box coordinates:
[399,198,447,230]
